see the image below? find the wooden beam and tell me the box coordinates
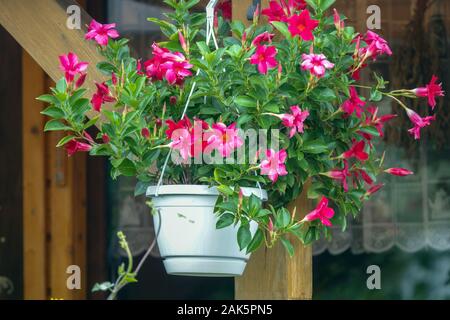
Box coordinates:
[22,51,48,300]
[0,0,106,119]
[233,0,313,300]
[46,126,87,299]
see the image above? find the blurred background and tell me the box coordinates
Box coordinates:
[0,0,449,300]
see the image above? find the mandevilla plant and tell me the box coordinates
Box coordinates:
[39,0,444,259]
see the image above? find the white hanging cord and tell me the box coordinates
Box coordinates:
[155,0,219,196]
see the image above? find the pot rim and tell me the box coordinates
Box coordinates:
[146,184,268,200]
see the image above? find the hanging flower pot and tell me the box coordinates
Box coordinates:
[147,185,267,276]
[38,0,444,298]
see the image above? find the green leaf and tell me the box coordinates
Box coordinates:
[319,0,336,11]
[44,119,71,132]
[313,87,336,102]
[280,237,295,257]
[41,106,65,119]
[37,94,59,105]
[237,224,252,251]
[216,201,238,213]
[235,96,257,108]
[69,88,87,105]
[72,98,90,112]
[246,229,264,254]
[271,21,291,39]
[91,282,114,292]
[369,89,383,102]
[185,0,200,9]
[359,126,380,137]
[217,185,234,196]
[302,140,328,154]
[56,135,75,147]
[305,0,319,11]
[96,61,116,75]
[83,116,99,129]
[117,158,136,176]
[237,114,253,127]
[216,213,235,229]
[134,181,150,196]
[276,207,291,229]
[55,78,67,93]
[230,21,245,38]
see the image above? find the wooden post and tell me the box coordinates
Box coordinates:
[232,0,313,300]
[22,51,48,300]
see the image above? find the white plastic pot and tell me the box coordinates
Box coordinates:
[146,184,268,277]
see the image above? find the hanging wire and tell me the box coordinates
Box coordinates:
[155,0,220,196]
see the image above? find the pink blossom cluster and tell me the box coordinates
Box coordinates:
[143,43,193,85]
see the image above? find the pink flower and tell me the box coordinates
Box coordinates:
[360,31,392,60]
[91,82,115,112]
[323,160,350,192]
[284,106,309,138]
[333,8,344,32]
[250,45,278,75]
[111,72,118,86]
[364,106,397,137]
[217,0,232,20]
[162,59,193,85]
[261,0,306,22]
[259,149,288,183]
[287,10,318,41]
[65,139,92,157]
[75,73,87,89]
[207,123,244,157]
[412,75,445,109]
[178,31,188,52]
[252,32,275,47]
[302,197,335,227]
[266,105,309,138]
[59,52,88,83]
[144,43,193,85]
[358,169,374,185]
[384,168,414,176]
[341,87,366,118]
[406,108,435,140]
[85,19,119,46]
[342,139,369,162]
[166,117,210,158]
[168,128,192,161]
[262,1,287,22]
[301,53,334,78]
[365,183,384,197]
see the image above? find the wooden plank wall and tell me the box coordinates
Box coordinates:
[232,0,313,300]
[18,0,108,300]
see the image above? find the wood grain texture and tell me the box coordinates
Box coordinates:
[47,127,87,299]
[22,51,48,300]
[235,183,313,300]
[233,0,312,300]
[0,0,107,120]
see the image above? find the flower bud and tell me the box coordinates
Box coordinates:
[102,133,110,144]
[141,127,150,139]
[384,168,414,176]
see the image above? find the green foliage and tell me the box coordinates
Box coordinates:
[38,0,416,256]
